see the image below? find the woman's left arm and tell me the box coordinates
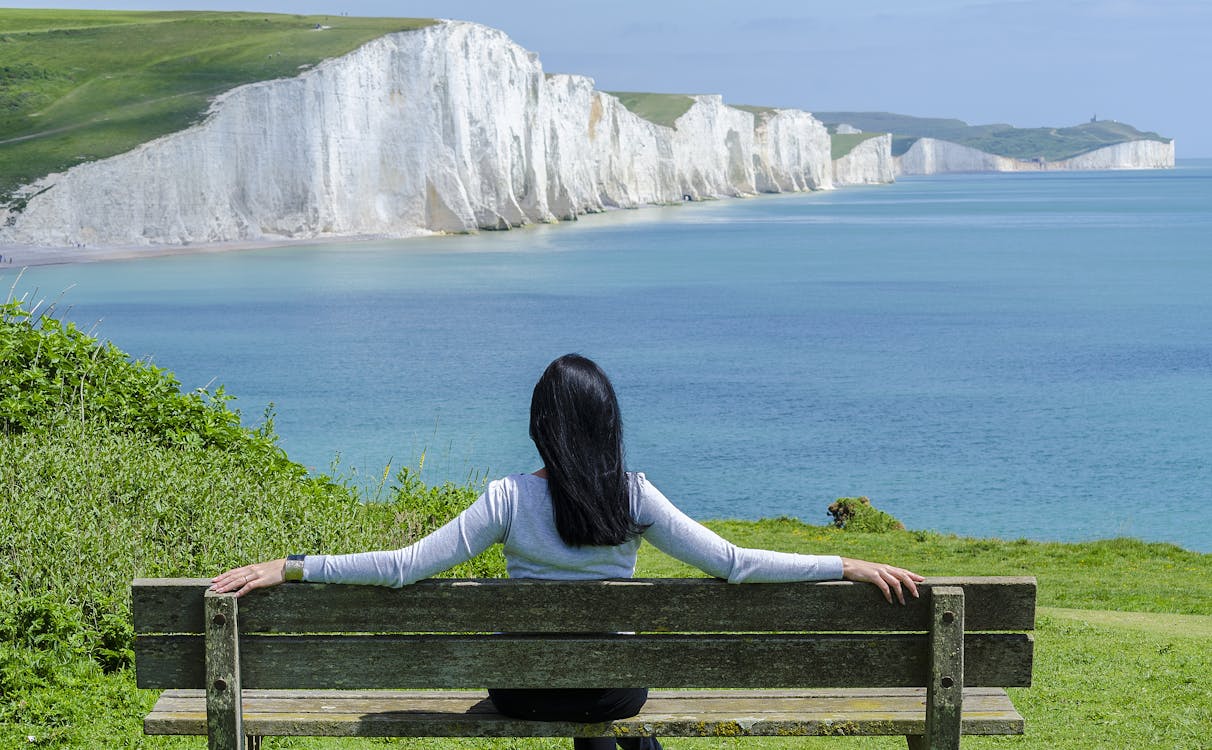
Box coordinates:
[635,475,922,601]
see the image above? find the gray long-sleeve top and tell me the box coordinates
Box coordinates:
[303,472,844,585]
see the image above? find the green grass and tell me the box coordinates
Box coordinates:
[606,91,696,128]
[731,104,777,116]
[6,518,1205,749]
[830,132,885,161]
[1041,607,1212,638]
[0,9,434,200]
[815,111,1171,161]
[649,518,1210,615]
[2,296,1209,748]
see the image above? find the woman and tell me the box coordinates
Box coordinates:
[212,354,922,750]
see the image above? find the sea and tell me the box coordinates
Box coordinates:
[9,161,1211,552]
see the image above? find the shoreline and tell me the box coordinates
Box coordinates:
[0,195,766,267]
[8,158,1209,268]
[0,233,428,267]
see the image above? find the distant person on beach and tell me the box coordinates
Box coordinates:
[213,353,922,750]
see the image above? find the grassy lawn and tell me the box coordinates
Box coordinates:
[5,517,1207,748]
[0,9,433,200]
[606,91,697,128]
[631,522,1211,748]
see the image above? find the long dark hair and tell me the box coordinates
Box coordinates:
[529,354,644,547]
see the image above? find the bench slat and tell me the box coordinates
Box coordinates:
[145,688,1025,737]
[133,577,1036,634]
[136,632,1033,690]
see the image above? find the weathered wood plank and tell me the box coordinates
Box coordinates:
[203,592,243,750]
[147,689,1022,718]
[924,586,964,750]
[144,688,1024,738]
[136,632,1033,690]
[133,577,1036,635]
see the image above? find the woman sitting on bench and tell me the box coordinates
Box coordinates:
[212,353,923,750]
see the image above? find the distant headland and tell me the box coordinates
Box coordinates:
[818,112,1174,175]
[0,10,1173,254]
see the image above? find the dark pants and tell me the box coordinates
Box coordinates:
[488,688,663,750]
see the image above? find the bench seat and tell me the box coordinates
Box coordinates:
[146,687,1025,738]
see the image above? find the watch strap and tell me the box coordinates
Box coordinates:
[283,554,306,582]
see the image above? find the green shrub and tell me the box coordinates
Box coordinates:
[826,496,905,533]
[0,294,501,692]
[0,297,294,472]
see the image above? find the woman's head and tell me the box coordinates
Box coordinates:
[530,354,642,546]
[530,354,623,464]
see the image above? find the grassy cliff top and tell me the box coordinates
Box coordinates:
[731,104,777,116]
[831,131,885,160]
[605,91,696,128]
[0,9,433,200]
[815,111,1171,161]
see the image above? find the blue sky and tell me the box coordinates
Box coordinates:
[9,0,1210,155]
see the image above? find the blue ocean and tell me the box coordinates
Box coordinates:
[12,162,1212,551]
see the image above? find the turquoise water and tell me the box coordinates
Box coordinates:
[12,162,1212,551]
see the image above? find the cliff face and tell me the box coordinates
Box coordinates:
[0,21,832,248]
[895,138,1014,175]
[832,134,895,186]
[896,137,1175,175]
[751,109,832,193]
[1046,139,1175,170]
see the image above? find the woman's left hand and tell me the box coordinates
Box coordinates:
[209,559,286,597]
[841,557,924,605]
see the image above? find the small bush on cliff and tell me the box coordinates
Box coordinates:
[827,496,905,533]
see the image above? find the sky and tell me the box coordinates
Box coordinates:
[7,0,1211,156]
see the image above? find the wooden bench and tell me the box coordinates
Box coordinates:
[133,576,1035,750]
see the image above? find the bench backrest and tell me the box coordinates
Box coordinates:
[133,576,1035,691]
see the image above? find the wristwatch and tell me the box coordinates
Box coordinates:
[283,554,306,582]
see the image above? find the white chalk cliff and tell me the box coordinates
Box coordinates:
[832,134,895,186]
[1040,139,1176,170]
[0,21,834,249]
[896,137,1175,175]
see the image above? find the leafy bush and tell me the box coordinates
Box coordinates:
[826,496,905,533]
[0,294,499,721]
[0,297,294,471]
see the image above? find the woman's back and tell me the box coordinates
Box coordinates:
[498,472,642,580]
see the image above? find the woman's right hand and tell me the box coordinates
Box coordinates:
[841,557,924,605]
